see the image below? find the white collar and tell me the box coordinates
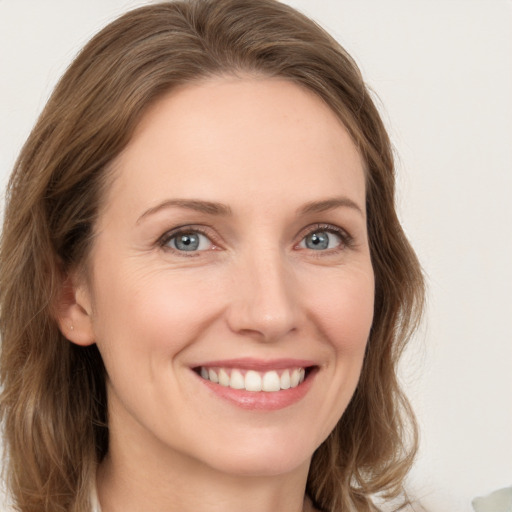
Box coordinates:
[90,484,101,512]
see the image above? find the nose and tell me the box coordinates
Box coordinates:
[225,250,299,343]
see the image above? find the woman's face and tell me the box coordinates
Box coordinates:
[72,77,374,477]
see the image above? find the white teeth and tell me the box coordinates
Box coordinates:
[218,368,230,387]
[199,367,308,392]
[245,370,262,391]
[280,369,291,390]
[262,371,280,392]
[230,369,245,389]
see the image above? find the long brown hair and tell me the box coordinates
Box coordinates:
[0,1,424,511]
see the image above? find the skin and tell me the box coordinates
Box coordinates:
[59,77,375,512]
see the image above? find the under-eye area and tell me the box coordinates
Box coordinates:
[193,366,318,392]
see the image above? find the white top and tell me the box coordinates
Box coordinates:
[90,486,101,512]
[89,487,319,511]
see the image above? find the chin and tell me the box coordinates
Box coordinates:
[198,434,316,478]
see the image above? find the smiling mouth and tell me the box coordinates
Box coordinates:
[194,366,315,392]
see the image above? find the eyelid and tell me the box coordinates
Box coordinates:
[295,223,354,251]
[156,222,354,255]
[157,225,220,254]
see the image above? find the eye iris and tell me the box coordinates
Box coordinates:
[306,232,329,250]
[174,233,199,251]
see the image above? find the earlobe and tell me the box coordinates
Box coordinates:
[54,275,96,347]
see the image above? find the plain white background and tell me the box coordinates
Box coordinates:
[1,1,511,511]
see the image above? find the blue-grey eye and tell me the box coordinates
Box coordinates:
[169,232,211,251]
[300,230,342,250]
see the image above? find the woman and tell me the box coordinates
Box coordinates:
[0,1,424,511]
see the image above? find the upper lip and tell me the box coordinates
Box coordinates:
[192,358,317,371]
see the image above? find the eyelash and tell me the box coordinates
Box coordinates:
[297,223,354,253]
[157,223,353,256]
[157,225,216,256]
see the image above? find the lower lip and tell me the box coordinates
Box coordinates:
[194,369,317,411]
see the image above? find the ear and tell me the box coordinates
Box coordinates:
[54,273,96,346]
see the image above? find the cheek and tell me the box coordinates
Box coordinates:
[305,268,375,354]
[134,271,225,343]
[91,263,223,357]
[299,267,374,441]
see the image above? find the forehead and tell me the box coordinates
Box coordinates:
[104,77,366,218]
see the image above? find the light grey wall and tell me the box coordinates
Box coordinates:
[1,1,511,511]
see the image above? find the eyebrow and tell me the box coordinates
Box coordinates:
[137,196,363,224]
[298,197,364,217]
[137,199,232,223]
